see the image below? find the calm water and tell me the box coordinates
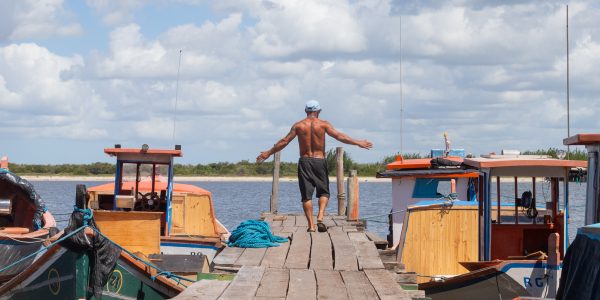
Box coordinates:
[30,180,587,242]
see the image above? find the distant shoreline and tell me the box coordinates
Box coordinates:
[22,175,389,183]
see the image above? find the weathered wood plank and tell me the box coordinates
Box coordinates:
[295,215,308,227]
[285,232,311,269]
[347,232,369,243]
[280,226,298,233]
[220,266,266,300]
[271,220,283,227]
[340,271,379,300]
[235,248,267,266]
[343,226,358,232]
[213,247,245,267]
[282,215,296,227]
[255,268,289,298]
[322,218,337,228]
[173,280,230,300]
[315,270,348,300]
[366,232,389,250]
[287,269,316,300]
[261,241,290,268]
[309,232,333,270]
[353,241,380,257]
[329,231,358,271]
[364,269,410,300]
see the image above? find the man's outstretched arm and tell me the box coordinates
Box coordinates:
[256,126,297,163]
[325,122,373,149]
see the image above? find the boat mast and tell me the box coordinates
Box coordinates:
[400,15,404,155]
[173,49,182,143]
[566,5,570,159]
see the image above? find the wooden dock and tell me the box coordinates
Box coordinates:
[175,214,418,300]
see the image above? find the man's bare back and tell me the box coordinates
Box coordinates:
[256,100,372,232]
[256,116,372,162]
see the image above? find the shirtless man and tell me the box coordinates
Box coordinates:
[256,100,373,232]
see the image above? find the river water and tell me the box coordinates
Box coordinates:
[30,180,587,243]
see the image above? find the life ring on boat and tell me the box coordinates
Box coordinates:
[141,192,161,211]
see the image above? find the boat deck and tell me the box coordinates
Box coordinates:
[175,214,415,300]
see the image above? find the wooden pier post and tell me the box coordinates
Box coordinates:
[347,170,359,221]
[336,147,346,216]
[270,151,281,214]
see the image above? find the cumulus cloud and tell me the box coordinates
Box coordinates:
[0,0,82,41]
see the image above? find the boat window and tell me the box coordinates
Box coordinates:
[412,178,452,199]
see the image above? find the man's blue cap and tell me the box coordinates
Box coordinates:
[305,100,321,112]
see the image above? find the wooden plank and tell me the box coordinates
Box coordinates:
[334,219,347,226]
[366,232,389,250]
[280,226,298,233]
[271,220,283,227]
[329,231,358,271]
[213,247,245,267]
[261,241,290,268]
[309,232,333,270]
[322,218,337,228]
[353,241,384,270]
[173,280,229,300]
[364,269,409,300]
[287,269,316,300]
[94,211,162,256]
[348,232,369,243]
[256,268,289,298]
[295,215,308,227]
[343,226,358,232]
[235,248,267,266]
[285,232,311,269]
[315,270,348,300]
[282,215,296,227]
[340,271,379,300]
[220,266,266,300]
[148,254,208,273]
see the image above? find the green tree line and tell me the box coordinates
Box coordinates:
[5,148,585,177]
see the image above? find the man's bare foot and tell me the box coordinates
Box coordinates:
[307,228,316,232]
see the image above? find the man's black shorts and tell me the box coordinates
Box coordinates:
[298,157,330,201]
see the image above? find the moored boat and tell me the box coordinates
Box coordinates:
[86,145,229,263]
[0,156,58,280]
[0,185,187,299]
[377,140,586,299]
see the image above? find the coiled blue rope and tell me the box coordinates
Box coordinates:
[227,220,288,248]
[73,206,93,226]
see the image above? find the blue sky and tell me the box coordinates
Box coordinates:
[0,0,597,164]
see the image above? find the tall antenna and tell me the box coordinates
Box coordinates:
[566,5,570,159]
[399,15,404,155]
[173,49,182,142]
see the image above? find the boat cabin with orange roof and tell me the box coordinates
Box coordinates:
[86,144,228,262]
[378,146,587,299]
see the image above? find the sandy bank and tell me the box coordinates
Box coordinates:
[22,175,390,183]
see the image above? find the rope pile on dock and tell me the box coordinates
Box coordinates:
[227,220,289,248]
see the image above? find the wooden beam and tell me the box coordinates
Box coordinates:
[219,266,265,300]
[271,151,281,214]
[340,271,379,300]
[329,230,358,271]
[255,268,289,299]
[287,269,316,300]
[337,147,346,216]
[173,280,230,300]
[285,232,311,269]
[315,270,348,300]
[309,232,333,270]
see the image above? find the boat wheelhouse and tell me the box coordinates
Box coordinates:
[378,149,586,299]
[86,146,228,261]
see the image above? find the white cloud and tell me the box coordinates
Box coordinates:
[0,0,82,41]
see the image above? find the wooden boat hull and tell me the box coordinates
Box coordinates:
[420,260,561,300]
[160,236,221,261]
[0,245,184,299]
[0,230,50,278]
